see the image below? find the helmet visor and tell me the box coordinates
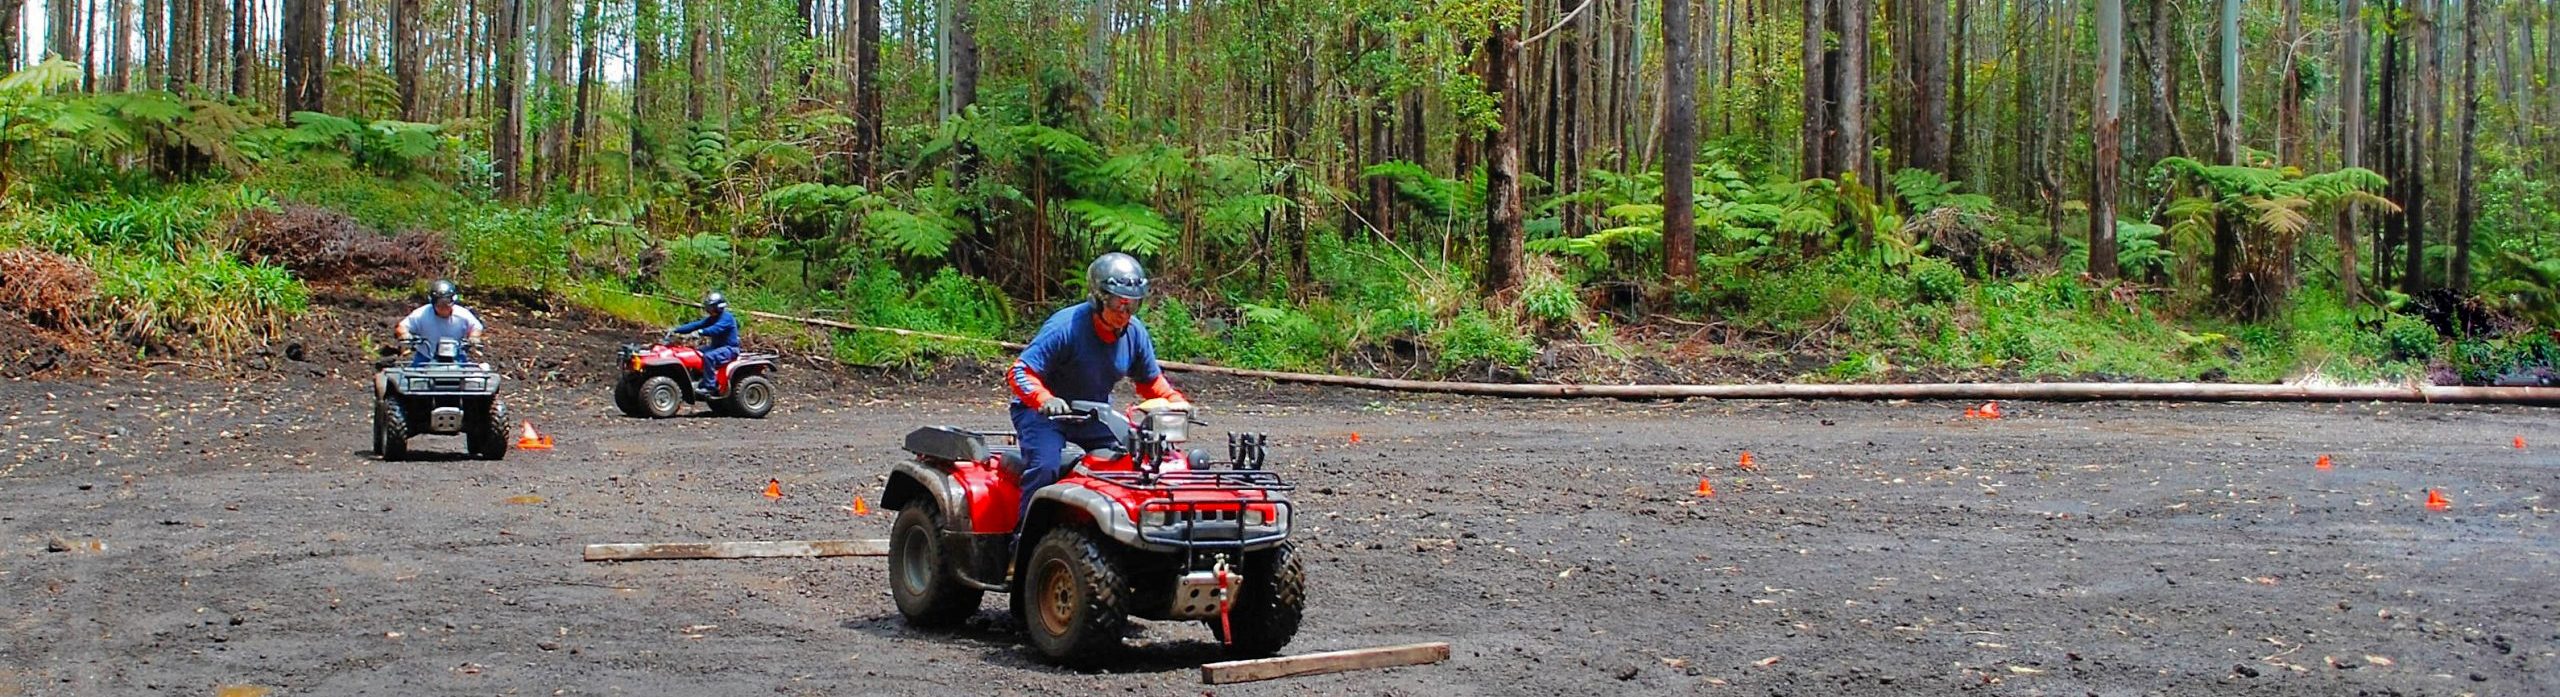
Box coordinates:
[1097,275,1149,301]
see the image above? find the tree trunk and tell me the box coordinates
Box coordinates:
[0,0,20,70]
[2403,0,2433,297]
[1797,0,1830,181]
[2210,0,2240,305]
[493,0,525,200]
[538,0,571,191]
[283,0,327,114]
[228,0,249,96]
[395,0,421,118]
[2337,0,2366,306]
[2277,0,2302,165]
[1833,0,1868,245]
[1897,0,1948,175]
[2091,0,2123,279]
[48,0,76,66]
[951,0,979,113]
[1085,0,1114,112]
[1663,0,1698,280]
[2450,0,2479,293]
[203,0,225,95]
[1485,22,1527,298]
[2143,0,2191,164]
[855,0,880,183]
[570,0,600,192]
[686,0,706,122]
[1949,0,1969,183]
[2377,1,2403,292]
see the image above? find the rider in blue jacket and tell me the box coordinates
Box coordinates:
[1006,253,1188,531]
[669,291,739,393]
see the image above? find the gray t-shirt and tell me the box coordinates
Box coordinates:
[402,304,484,346]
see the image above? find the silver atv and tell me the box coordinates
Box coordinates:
[372,337,509,461]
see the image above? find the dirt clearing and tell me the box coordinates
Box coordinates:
[0,314,2553,695]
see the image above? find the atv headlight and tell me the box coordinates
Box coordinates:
[406,378,429,392]
[462,377,487,391]
[1148,412,1189,443]
[1141,509,1177,527]
[1245,505,1275,527]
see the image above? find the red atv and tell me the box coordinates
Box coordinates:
[879,399,1302,667]
[612,336,779,418]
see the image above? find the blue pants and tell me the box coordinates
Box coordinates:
[698,345,738,391]
[1010,403,1119,531]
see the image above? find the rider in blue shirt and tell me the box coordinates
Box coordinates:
[395,280,485,364]
[1006,253,1188,528]
[669,291,739,393]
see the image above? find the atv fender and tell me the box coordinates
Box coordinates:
[1022,486,1145,553]
[881,460,972,531]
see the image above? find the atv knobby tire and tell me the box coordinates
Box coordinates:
[888,503,981,628]
[374,398,408,461]
[1023,527,1128,667]
[638,375,683,419]
[612,375,651,417]
[1209,542,1304,657]
[712,374,775,419]
[468,404,510,461]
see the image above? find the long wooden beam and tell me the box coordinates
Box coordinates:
[632,292,2560,406]
[581,539,890,562]
[1199,642,1452,684]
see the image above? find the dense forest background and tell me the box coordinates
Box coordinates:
[0,0,2555,383]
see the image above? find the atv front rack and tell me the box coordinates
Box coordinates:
[1087,469,1294,551]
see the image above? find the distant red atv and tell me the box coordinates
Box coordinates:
[879,399,1302,667]
[613,336,779,418]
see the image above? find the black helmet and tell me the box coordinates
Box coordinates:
[428,279,459,303]
[1086,253,1149,307]
[701,290,728,312]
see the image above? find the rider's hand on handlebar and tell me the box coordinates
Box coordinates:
[1037,395,1074,417]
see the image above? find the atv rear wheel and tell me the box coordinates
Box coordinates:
[612,374,651,417]
[889,503,981,628]
[1210,542,1304,657]
[1023,527,1128,667]
[374,398,408,461]
[711,374,775,419]
[637,375,683,418]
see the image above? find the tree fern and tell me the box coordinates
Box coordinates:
[1065,199,1176,255]
[866,209,959,259]
[1360,160,1458,219]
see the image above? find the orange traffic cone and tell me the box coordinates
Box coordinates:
[1979,401,2003,419]
[849,496,871,516]
[1738,451,1757,471]
[515,422,554,449]
[763,478,783,500]
[1349,432,1362,445]
[2315,454,2333,471]
[2517,436,2528,450]
[2425,489,2450,512]
[1694,477,1716,497]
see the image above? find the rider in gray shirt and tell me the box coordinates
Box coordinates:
[396,280,486,364]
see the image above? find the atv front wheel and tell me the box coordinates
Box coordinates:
[889,503,982,628]
[1210,542,1304,657]
[612,374,651,417]
[468,405,510,461]
[374,398,408,461]
[713,375,775,419]
[1023,527,1128,667]
[637,375,683,418]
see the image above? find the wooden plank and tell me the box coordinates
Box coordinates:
[581,539,890,562]
[1199,642,1451,685]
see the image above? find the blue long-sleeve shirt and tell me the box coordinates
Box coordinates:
[672,311,739,350]
[1007,302,1178,407]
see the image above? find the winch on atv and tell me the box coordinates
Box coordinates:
[612,335,778,418]
[373,337,509,461]
[878,399,1302,667]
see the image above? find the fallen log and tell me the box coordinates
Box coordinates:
[581,539,890,562]
[631,292,2560,406]
[1200,642,1452,684]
